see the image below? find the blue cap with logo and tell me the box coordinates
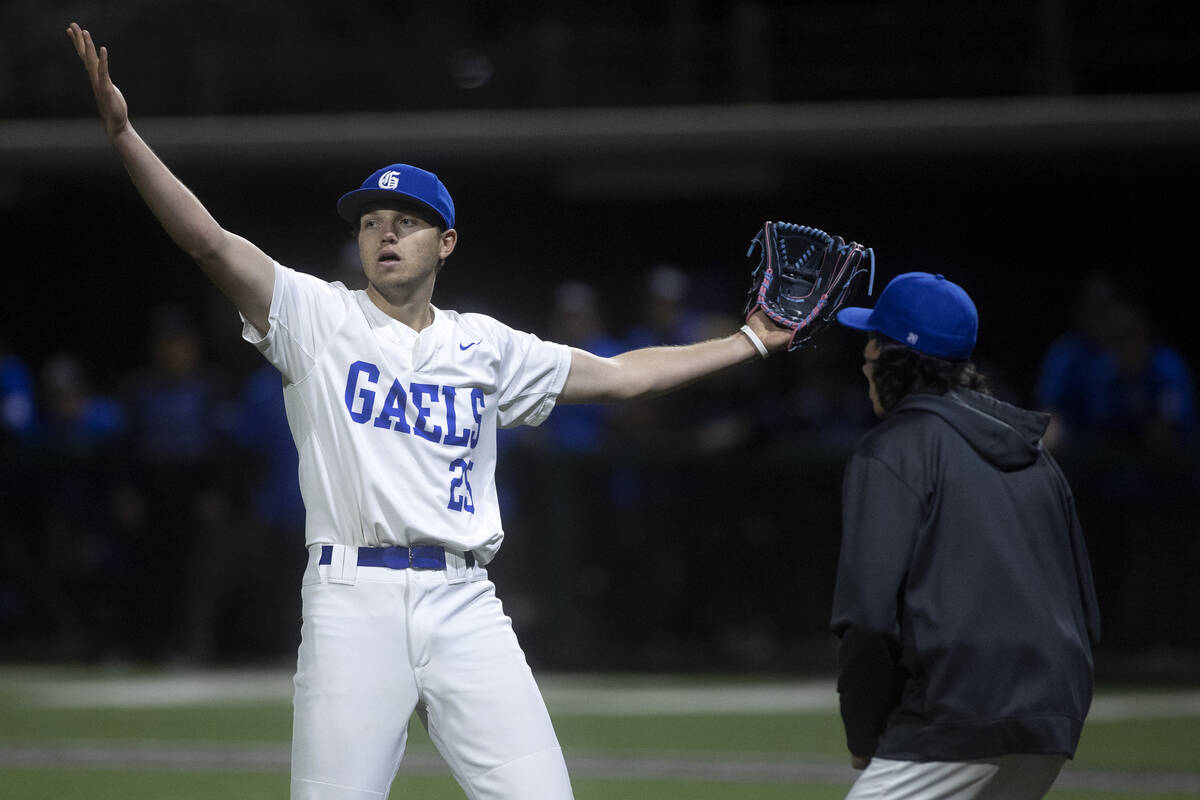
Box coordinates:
[337,164,455,230]
[836,271,978,359]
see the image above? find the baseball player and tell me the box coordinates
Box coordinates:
[831,273,1100,799]
[67,23,794,800]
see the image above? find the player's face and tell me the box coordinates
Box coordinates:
[357,203,457,300]
[862,337,884,417]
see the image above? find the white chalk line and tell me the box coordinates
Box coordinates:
[0,741,1197,793]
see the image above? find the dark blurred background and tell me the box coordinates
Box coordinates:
[2,1,1198,678]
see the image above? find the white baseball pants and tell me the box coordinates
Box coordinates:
[845,754,1067,799]
[290,545,574,800]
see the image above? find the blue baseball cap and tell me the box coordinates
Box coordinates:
[337,163,455,230]
[836,272,978,359]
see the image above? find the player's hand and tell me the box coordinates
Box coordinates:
[850,755,871,770]
[66,22,129,139]
[745,309,794,354]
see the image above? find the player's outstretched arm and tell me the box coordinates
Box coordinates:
[66,23,274,332]
[559,310,789,404]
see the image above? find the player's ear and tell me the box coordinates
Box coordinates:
[439,228,457,260]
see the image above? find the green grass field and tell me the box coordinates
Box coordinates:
[1,666,1197,799]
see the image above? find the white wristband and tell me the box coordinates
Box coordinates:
[740,324,769,360]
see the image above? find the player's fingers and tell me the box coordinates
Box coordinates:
[98,46,111,84]
[84,31,107,84]
[67,23,87,59]
[74,27,99,78]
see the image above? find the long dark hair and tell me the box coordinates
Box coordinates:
[870,331,991,414]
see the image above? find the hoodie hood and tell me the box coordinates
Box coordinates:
[893,390,1050,470]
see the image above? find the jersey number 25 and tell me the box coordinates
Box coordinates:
[447,458,475,513]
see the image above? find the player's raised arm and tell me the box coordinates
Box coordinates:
[559,310,788,404]
[66,23,274,332]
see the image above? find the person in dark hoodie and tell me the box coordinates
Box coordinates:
[830,272,1101,799]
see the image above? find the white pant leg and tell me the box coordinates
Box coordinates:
[413,576,573,800]
[291,578,420,800]
[846,754,1066,800]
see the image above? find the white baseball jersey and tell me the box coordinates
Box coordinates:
[242,261,571,564]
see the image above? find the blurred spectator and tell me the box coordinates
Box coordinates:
[117,303,237,662]
[619,264,715,451]
[41,354,125,450]
[1037,287,1195,453]
[1085,302,1196,651]
[624,263,707,350]
[1,336,37,442]
[538,280,624,452]
[1084,302,1196,448]
[36,354,130,658]
[1037,285,1199,651]
[1035,274,1119,450]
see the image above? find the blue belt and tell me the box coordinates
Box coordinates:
[319,545,476,571]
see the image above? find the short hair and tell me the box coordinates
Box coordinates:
[870,331,991,414]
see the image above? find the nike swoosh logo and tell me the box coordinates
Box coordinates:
[459,340,483,351]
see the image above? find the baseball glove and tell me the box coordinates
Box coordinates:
[744,221,876,350]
